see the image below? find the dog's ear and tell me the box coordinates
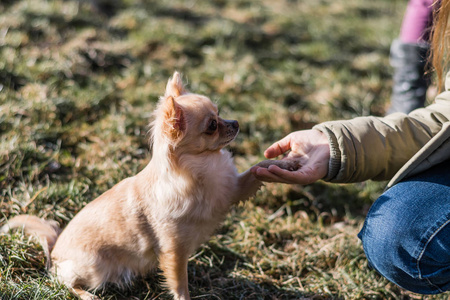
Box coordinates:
[162,96,186,142]
[164,71,186,98]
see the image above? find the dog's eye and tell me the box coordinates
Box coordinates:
[205,119,218,135]
[208,120,218,132]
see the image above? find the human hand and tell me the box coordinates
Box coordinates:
[251,129,330,184]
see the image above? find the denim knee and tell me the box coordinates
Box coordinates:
[358,175,450,294]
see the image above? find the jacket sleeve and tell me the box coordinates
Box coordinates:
[313,74,450,183]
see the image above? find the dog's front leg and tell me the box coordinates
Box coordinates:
[159,249,191,300]
[233,169,263,204]
[256,158,301,171]
[233,158,303,203]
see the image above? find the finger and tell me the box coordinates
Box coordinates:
[264,135,292,159]
[255,165,309,184]
[266,165,317,185]
[250,165,264,175]
[253,167,297,184]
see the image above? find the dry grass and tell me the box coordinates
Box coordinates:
[0,0,447,299]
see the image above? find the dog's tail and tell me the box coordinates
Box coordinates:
[1,215,61,268]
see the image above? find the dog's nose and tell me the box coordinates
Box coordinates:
[231,120,239,129]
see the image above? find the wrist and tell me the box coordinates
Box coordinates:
[312,127,340,181]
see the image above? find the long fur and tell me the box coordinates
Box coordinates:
[1,72,264,300]
[0,215,61,268]
[1,72,298,300]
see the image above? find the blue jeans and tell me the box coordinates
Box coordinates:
[358,159,450,294]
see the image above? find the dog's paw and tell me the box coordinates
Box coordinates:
[256,159,301,171]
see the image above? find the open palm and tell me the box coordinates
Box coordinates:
[251,129,330,185]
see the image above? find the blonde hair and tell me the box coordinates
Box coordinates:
[430,0,450,90]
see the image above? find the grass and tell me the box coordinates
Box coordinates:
[0,0,446,299]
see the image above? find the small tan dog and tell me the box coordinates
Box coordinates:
[1,72,293,300]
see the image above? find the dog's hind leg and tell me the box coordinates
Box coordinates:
[52,260,101,300]
[71,286,100,300]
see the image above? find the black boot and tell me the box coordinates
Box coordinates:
[387,39,430,115]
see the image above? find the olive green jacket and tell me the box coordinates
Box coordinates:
[314,72,450,189]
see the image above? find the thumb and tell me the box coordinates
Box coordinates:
[264,135,292,158]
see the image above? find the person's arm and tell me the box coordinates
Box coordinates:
[315,104,449,183]
[253,82,450,184]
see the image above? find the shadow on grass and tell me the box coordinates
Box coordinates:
[259,180,385,222]
[0,70,28,91]
[0,232,317,299]
[98,242,317,300]
[0,233,316,300]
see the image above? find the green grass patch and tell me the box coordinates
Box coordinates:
[0,0,446,299]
